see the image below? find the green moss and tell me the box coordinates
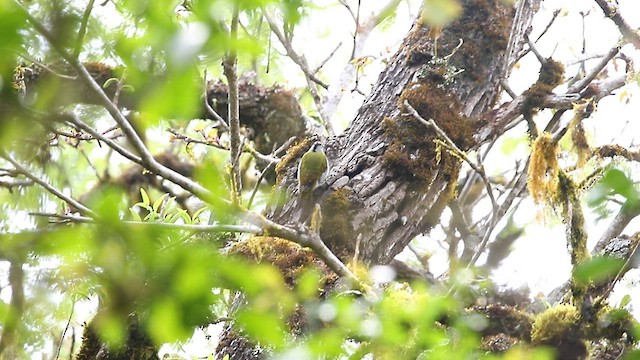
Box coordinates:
[229,236,321,287]
[320,188,355,261]
[531,305,579,344]
[592,306,637,341]
[556,171,591,304]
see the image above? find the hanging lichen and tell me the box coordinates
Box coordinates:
[527,132,559,205]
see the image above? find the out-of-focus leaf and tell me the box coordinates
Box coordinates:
[148,296,190,342]
[237,307,286,348]
[0,0,26,69]
[573,256,624,286]
[94,314,127,348]
[619,294,632,308]
[601,169,639,201]
[421,0,462,27]
[152,193,168,213]
[296,269,321,299]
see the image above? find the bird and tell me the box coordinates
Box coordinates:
[297,141,328,199]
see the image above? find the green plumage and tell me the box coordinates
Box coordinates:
[298,142,328,198]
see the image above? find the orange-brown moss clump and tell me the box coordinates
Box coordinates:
[523,58,565,110]
[475,304,534,341]
[527,132,559,205]
[320,188,355,261]
[382,82,472,188]
[229,236,331,288]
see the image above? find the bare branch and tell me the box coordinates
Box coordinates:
[568,45,620,94]
[0,178,34,190]
[469,161,529,267]
[323,0,401,120]
[203,70,229,130]
[263,10,334,135]
[594,201,640,253]
[54,300,75,360]
[312,41,343,75]
[594,0,640,49]
[223,6,243,204]
[65,114,141,164]
[484,74,627,144]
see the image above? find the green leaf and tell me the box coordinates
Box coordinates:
[129,208,142,222]
[148,297,190,342]
[601,169,639,201]
[140,188,150,206]
[421,0,462,27]
[619,294,632,308]
[237,308,286,348]
[152,193,169,213]
[573,256,625,286]
[102,77,119,88]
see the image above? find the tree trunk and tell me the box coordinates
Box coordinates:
[270,0,540,265]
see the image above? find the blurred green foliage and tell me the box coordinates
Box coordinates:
[0,0,636,358]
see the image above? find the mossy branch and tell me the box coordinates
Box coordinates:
[557,171,590,304]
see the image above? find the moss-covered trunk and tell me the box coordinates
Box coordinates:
[270,0,538,265]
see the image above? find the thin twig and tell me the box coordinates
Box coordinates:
[263,10,333,135]
[594,0,640,49]
[526,35,548,66]
[203,70,229,130]
[247,162,274,210]
[468,159,529,267]
[0,149,95,216]
[74,0,96,59]
[351,0,362,59]
[167,128,279,164]
[535,8,561,43]
[65,114,141,164]
[30,212,263,233]
[263,12,329,90]
[54,300,75,360]
[568,45,620,94]
[312,42,342,75]
[223,5,243,204]
[16,53,76,80]
[323,0,401,121]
